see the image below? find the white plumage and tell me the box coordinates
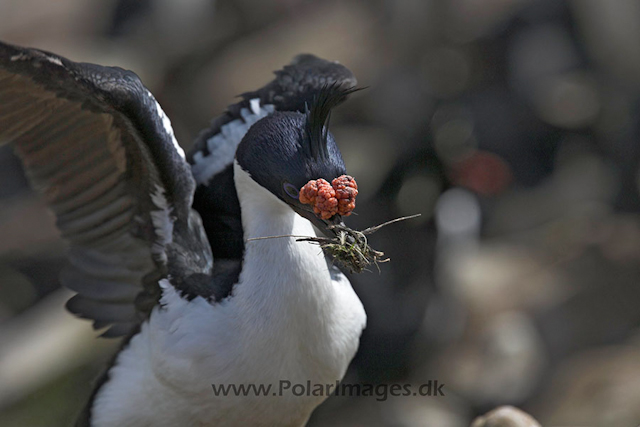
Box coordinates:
[91,163,366,427]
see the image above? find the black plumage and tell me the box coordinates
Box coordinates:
[305,84,360,162]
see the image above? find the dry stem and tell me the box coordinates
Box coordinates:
[246,214,420,273]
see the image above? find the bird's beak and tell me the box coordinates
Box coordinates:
[291,205,343,238]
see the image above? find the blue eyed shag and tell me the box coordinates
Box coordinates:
[0,42,366,427]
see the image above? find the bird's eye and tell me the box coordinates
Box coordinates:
[283,182,300,199]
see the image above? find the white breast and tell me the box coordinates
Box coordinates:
[89,163,366,427]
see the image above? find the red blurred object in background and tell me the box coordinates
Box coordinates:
[450,151,513,196]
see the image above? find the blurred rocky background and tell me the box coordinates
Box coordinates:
[1,0,640,426]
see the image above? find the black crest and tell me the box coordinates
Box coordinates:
[305,84,361,160]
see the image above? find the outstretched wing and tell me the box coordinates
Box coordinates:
[189,54,357,185]
[188,54,357,264]
[0,41,212,337]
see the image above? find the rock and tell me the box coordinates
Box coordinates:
[471,406,541,427]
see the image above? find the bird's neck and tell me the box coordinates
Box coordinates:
[233,161,302,240]
[231,160,334,319]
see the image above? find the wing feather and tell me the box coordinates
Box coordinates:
[0,41,212,336]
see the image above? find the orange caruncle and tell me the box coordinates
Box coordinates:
[332,175,358,216]
[299,175,358,219]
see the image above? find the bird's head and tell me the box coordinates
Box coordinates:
[235,86,358,237]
